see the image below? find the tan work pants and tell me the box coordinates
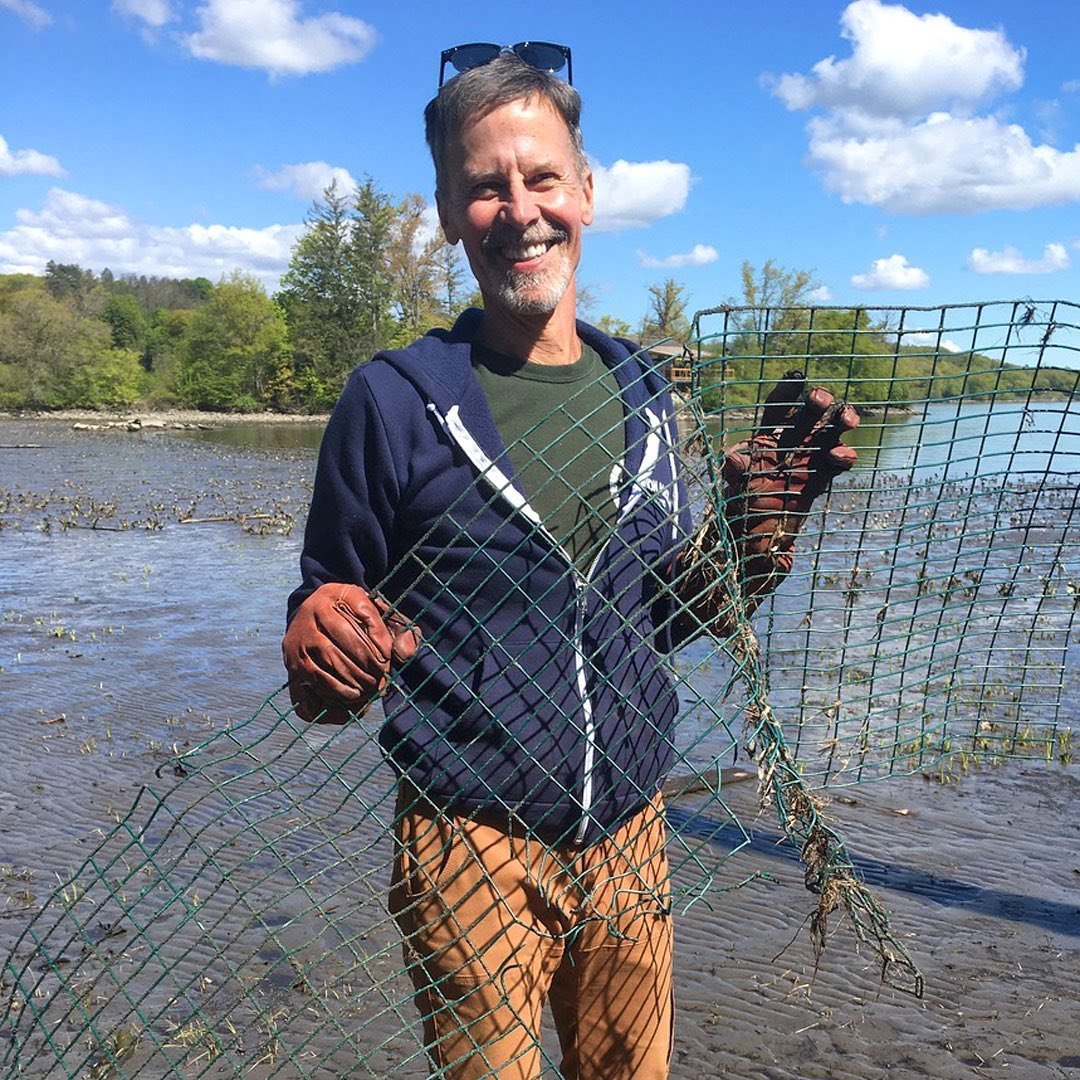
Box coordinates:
[390,792,673,1080]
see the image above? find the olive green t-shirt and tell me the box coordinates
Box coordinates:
[472,342,625,575]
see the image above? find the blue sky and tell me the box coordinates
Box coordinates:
[2,0,1079,330]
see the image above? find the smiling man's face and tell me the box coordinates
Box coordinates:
[437,95,594,323]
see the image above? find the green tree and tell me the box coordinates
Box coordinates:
[102,293,149,352]
[0,289,110,408]
[143,308,196,406]
[43,261,95,306]
[431,236,467,320]
[595,314,634,340]
[388,194,442,346]
[731,259,821,356]
[69,347,146,409]
[279,178,400,408]
[799,307,895,405]
[0,273,44,309]
[351,177,397,355]
[113,273,213,313]
[276,179,410,406]
[177,273,293,412]
[278,180,366,403]
[639,278,690,345]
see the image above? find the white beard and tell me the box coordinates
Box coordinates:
[489,253,574,316]
[480,222,575,316]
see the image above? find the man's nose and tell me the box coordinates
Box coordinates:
[501,182,541,230]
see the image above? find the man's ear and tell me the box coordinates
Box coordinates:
[581,166,594,227]
[436,191,460,245]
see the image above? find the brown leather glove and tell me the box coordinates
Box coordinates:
[282,583,420,724]
[670,371,858,646]
[723,369,859,606]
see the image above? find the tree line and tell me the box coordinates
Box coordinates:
[0,179,467,412]
[0,174,695,414]
[0,182,1074,412]
[698,262,1078,408]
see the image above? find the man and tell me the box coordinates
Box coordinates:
[283,47,856,1080]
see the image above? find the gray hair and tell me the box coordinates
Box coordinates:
[424,53,586,194]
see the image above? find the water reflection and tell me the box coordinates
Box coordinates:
[171,402,1079,481]
[165,421,328,451]
[854,400,1079,479]
[712,400,1080,481]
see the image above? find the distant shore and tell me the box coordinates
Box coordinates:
[0,408,330,428]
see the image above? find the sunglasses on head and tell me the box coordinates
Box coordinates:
[439,41,573,88]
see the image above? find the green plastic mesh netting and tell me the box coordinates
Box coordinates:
[1,300,1076,1077]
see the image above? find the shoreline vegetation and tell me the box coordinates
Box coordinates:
[4,387,1068,434]
[4,258,1077,419]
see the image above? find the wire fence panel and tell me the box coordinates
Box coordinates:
[1,301,1076,1077]
[688,300,1077,785]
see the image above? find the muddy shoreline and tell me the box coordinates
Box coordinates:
[1,408,330,427]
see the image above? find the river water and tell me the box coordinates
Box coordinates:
[0,401,1077,801]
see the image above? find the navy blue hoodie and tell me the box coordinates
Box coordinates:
[289,310,692,846]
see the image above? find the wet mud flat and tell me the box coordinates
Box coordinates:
[2,712,1077,1079]
[0,418,1077,1077]
[669,765,1080,1079]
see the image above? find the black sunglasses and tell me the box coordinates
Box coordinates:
[439,41,573,88]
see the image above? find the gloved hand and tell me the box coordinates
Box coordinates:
[282,583,420,724]
[723,369,859,606]
[670,370,858,647]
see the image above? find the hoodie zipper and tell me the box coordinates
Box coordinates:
[430,401,674,846]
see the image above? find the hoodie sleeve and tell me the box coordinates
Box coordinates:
[286,365,403,623]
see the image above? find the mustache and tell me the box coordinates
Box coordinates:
[480,222,570,253]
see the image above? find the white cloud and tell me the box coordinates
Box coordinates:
[967,242,1069,274]
[184,0,377,77]
[112,0,175,28]
[771,0,1024,119]
[0,134,65,178]
[589,159,692,232]
[808,284,833,303]
[766,2,1080,215]
[0,0,52,29]
[252,161,357,201]
[1033,99,1062,145]
[805,110,1080,215]
[851,253,929,290]
[898,330,963,353]
[0,187,301,288]
[636,243,717,269]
